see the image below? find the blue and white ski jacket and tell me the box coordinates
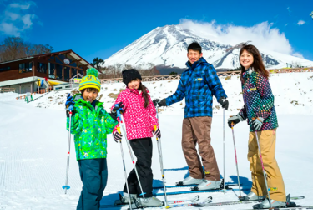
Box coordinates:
[165,57,227,118]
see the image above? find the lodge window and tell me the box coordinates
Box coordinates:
[19,62,33,73]
[64,66,69,81]
[0,66,10,71]
[72,69,77,77]
[38,63,47,74]
[56,64,63,80]
[48,63,55,79]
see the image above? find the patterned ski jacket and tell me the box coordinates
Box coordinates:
[239,69,278,131]
[112,88,158,141]
[165,57,227,118]
[67,96,118,161]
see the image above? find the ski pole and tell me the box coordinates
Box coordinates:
[116,126,132,210]
[231,122,241,196]
[63,110,72,194]
[223,108,226,191]
[254,127,271,208]
[116,108,146,197]
[155,105,169,207]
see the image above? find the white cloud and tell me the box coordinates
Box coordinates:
[0,23,20,36]
[297,20,305,25]
[179,19,293,55]
[0,1,37,36]
[9,3,31,9]
[293,53,304,59]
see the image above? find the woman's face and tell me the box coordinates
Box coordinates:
[82,88,98,103]
[240,49,254,70]
[128,79,140,90]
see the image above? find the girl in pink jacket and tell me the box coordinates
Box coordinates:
[112,69,162,207]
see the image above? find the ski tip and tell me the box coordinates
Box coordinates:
[62,186,70,190]
[165,206,170,209]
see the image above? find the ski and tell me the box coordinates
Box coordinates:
[243,206,313,210]
[195,195,305,207]
[129,196,213,209]
[153,185,251,196]
[100,195,203,209]
[152,183,240,189]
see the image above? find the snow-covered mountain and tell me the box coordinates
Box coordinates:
[104,25,313,70]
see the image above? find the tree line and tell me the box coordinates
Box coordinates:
[0,37,53,63]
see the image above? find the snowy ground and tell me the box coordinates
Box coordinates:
[1,72,313,210]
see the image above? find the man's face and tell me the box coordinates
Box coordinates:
[187,49,203,64]
[82,88,98,103]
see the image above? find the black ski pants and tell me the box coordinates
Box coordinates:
[123,137,153,197]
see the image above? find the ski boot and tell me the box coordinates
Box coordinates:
[176,176,203,186]
[239,191,265,201]
[114,193,137,206]
[253,198,286,209]
[194,180,221,191]
[135,196,163,207]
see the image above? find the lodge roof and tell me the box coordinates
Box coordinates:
[0,49,93,69]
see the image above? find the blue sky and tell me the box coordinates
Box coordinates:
[0,0,312,63]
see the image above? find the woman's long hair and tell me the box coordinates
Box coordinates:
[239,44,269,84]
[139,82,149,108]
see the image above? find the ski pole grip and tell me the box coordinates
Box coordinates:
[154,125,159,140]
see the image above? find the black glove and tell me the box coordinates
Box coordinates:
[153,99,160,107]
[251,117,264,131]
[153,99,166,107]
[109,111,118,121]
[113,131,122,142]
[227,114,242,128]
[218,97,229,110]
[153,128,161,139]
[113,102,124,112]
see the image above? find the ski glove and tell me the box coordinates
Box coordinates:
[113,102,124,114]
[109,111,118,121]
[251,117,264,131]
[153,99,166,107]
[227,114,243,128]
[65,94,75,111]
[218,97,229,110]
[153,128,161,139]
[113,130,123,142]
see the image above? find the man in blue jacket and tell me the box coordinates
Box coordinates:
[154,42,229,190]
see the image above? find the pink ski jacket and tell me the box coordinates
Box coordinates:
[111,88,158,140]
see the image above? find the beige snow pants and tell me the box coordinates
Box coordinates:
[248,130,286,202]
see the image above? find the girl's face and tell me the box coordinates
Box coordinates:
[82,88,98,103]
[240,49,254,70]
[128,79,140,90]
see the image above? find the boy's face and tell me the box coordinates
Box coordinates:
[187,49,203,64]
[82,88,98,103]
[128,79,140,90]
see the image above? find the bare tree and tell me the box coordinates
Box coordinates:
[0,36,53,63]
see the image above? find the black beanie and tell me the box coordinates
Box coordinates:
[122,69,142,86]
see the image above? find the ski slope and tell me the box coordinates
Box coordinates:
[0,72,313,210]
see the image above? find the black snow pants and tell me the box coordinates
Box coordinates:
[123,137,153,197]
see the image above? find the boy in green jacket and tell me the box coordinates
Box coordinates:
[66,68,119,210]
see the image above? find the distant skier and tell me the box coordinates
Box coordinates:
[65,68,118,210]
[153,42,229,190]
[112,69,163,207]
[228,44,286,208]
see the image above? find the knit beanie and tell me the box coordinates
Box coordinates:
[122,69,142,86]
[78,68,101,92]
